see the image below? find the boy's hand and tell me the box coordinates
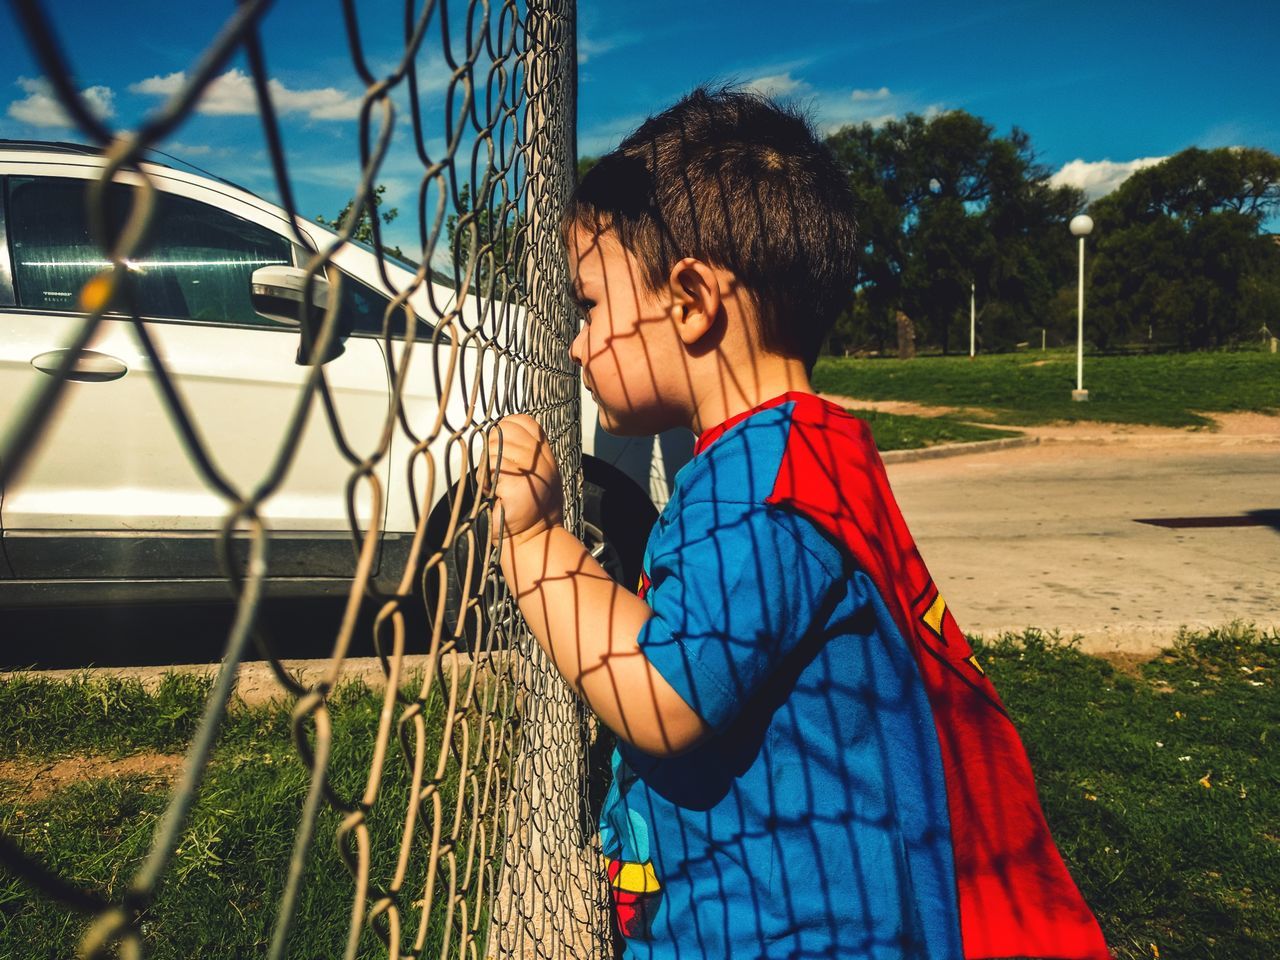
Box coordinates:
[481,415,707,758]
[483,414,565,546]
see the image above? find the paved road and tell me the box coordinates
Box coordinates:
[885,441,1280,654]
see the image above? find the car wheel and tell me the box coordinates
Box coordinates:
[580,457,658,595]
[415,477,492,654]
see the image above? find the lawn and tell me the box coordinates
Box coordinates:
[978,623,1278,959]
[814,348,1280,428]
[0,625,1276,958]
[848,408,1020,452]
[0,671,513,958]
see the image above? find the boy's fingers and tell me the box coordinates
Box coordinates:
[481,433,545,502]
[485,429,528,478]
[503,413,545,441]
[490,415,535,452]
[487,417,556,474]
[477,415,565,545]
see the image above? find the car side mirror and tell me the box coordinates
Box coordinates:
[250,265,347,365]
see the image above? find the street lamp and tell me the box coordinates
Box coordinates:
[969,280,976,359]
[1069,214,1094,401]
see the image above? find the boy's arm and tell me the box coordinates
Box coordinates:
[484,415,709,757]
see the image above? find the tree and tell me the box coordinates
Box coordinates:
[315,183,406,263]
[825,111,1083,354]
[444,182,527,302]
[1088,147,1280,349]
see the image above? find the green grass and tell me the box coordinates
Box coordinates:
[977,623,1279,959]
[1,626,1277,958]
[814,348,1280,428]
[0,673,513,958]
[848,408,1021,451]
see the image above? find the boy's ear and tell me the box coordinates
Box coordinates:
[667,257,721,346]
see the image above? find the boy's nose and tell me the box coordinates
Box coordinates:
[569,326,586,368]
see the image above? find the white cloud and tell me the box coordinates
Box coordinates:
[743,72,810,99]
[576,74,937,155]
[578,112,648,157]
[7,76,115,128]
[1050,156,1167,200]
[819,86,944,135]
[130,69,363,121]
[850,86,891,102]
[578,30,634,65]
[270,78,363,120]
[129,71,185,98]
[161,141,212,156]
[846,111,897,130]
[151,141,246,164]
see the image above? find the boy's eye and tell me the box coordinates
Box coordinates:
[574,298,596,321]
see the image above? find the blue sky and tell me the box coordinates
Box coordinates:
[2,0,1276,256]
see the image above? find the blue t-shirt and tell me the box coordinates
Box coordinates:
[598,398,964,959]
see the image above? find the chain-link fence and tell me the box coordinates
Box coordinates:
[0,0,609,955]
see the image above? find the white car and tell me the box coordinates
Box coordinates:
[0,140,689,623]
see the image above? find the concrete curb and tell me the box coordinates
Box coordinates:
[1037,433,1280,447]
[880,434,1038,464]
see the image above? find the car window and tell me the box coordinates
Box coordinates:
[338,268,445,342]
[0,179,14,306]
[7,175,291,326]
[338,269,394,335]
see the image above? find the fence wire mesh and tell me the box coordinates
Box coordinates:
[0,0,610,956]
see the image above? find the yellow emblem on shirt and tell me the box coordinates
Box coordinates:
[611,860,661,894]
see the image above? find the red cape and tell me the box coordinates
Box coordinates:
[712,393,1113,960]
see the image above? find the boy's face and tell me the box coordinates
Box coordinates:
[567,223,686,436]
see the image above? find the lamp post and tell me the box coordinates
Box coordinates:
[1069,214,1094,401]
[969,281,976,359]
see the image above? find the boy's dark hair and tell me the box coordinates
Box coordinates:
[563,84,858,368]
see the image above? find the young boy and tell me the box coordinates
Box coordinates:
[485,87,1110,959]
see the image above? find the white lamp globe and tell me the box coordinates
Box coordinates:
[1070,214,1095,237]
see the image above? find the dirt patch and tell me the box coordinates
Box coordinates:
[1092,650,1160,678]
[820,392,1280,453]
[0,753,184,802]
[1202,411,1280,436]
[1025,410,1280,442]
[1,655,483,708]
[820,393,1002,421]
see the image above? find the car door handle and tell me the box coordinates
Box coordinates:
[31,349,129,382]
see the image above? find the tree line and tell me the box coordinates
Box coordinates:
[325,114,1280,354]
[822,114,1280,354]
[1086,147,1280,350]
[316,181,523,298]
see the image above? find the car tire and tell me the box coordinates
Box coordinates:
[580,457,658,595]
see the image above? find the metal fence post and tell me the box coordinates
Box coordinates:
[490,0,611,956]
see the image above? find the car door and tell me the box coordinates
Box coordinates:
[0,171,391,596]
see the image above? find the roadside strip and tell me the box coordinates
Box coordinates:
[880,434,1038,463]
[0,655,485,706]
